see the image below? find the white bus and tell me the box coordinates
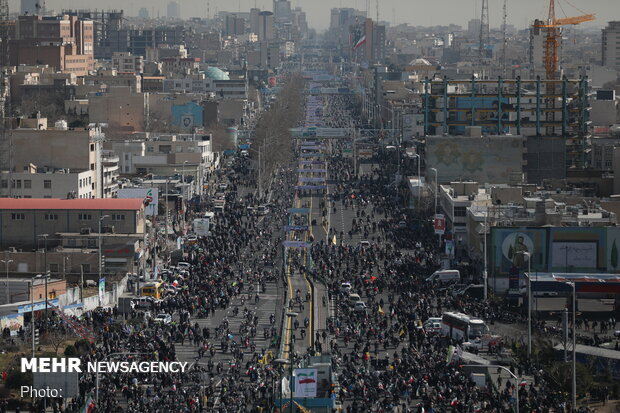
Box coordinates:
[441,312,492,343]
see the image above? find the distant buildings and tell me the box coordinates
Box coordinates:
[167,1,181,19]
[10,14,94,76]
[602,21,620,70]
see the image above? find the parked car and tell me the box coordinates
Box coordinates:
[154,313,172,324]
[425,269,460,283]
[354,301,367,313]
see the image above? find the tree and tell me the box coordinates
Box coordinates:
[41,330,72,355]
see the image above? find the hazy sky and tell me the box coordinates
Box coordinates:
[17,0,618,32]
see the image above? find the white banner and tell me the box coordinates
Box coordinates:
[294,368,317,398]
[117,188,158,216]
[551,242,597,269]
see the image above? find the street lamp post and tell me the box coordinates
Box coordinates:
[483,210,488,301]
[412,154,421,209]
[98,215,110,307]
[460,364,519,413]
[285,311,298,413]
[30,274,43,358]
[37,234,49,318]
[430,168,440,247]
[523,251,532,358]
[1,258,13,304]
[566,281,577,411]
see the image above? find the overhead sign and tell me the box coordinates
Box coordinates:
[298,169,328,173]
[434,214,446,235]
[288,208,309,214]
[283,241,311,248]
[298,177,326,183]
[295,185,327,190]
[19,299,60,314]
[118,188,159,216]
[284,225,310,231]
[294,368,318,398]
[315,128,348,137]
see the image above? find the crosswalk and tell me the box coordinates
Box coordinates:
[174,280,281,408]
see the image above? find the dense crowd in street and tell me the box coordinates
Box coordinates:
[2,71,619,413]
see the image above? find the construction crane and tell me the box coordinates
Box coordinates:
[534,0,594,81]
[0,0,11,189]
[532,0,594,137]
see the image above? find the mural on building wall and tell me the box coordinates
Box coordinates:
[171,102,204,129]
[427,136,524,183]
[491,227,620,276]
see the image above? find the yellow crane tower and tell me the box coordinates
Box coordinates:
[534,0,595,82]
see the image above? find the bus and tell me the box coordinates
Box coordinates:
[141,281,165,300]
[440,312,500,349]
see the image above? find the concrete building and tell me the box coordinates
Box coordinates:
[9,124,105,198]
[0,168,96,199]
[258,11,274,42]
[602,21,620,70]
[425,134,525,185]
[101,150,120,198]
[225,14,246,36]
[10,14,94,76]
[88,87,146,135]
[111,133,213,178]
[84,69,142,93]
[112,52,144,74]
[167,1,181,19]
[0,198,146,249]
[250,8,261,35]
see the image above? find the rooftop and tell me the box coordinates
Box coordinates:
[0,198,144,211]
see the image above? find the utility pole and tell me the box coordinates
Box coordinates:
[479,0,489,60]
[502,0,508,75]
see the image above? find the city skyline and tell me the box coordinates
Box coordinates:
[19,0,616,31]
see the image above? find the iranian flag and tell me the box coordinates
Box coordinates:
[80,397,95,413]
[353,35,366,50]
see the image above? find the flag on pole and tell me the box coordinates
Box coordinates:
[353,35,366,50]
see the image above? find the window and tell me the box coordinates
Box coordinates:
[49,263,59,273]
[44,213,59,221]
[90,163,95,171]
[24,180,32,189]
[81,264,90,274]
[43,180,52,189]
[112,214,125,221]
[78,213,92,220]
[147,146,154,152]
[88,239,96,248]
[0,180,6,188]
[11,213,25,220]
[90,144,95,151]
[12,180,21,189]
[454,207,467,217]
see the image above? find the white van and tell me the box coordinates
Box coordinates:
[425,269,460,283]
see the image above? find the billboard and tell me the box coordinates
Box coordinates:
[98,278,106,305]
[491,227,620,277]
[118,188,158,216]
[0,314,23,336]
[294,368,317,398]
